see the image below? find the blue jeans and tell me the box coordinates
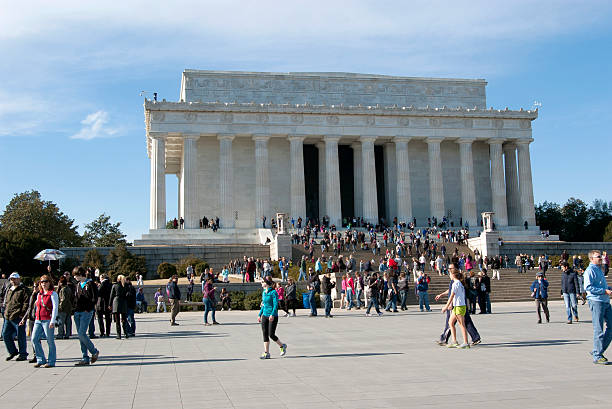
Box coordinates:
[308,290,317,316]
[56,312,72,338]
[74,311,98,363]
[346,288,355,310]
[203,298,216,323]
[32,320,56,366]
[400,289,409,309]
[418,291,430,311]
[298,269,306,281]
[588,300,612,361]
[88,311,95,336]
[485,293,491,313]
[282,270,288,281]
[126,308,135,335]
[386,291,398,312]
[323,294,332,316]
[355,289,363,308]
[563,293,578,321]
[366,296,380,314]
[2,319,27,357]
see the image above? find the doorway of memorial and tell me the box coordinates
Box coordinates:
[338,145,354,227]
[303,144,319,224]
[374,145,387,224]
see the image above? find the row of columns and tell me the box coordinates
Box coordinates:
[149,134,536,230]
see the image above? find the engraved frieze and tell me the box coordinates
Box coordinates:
[326,115,340,125]
[520,119,531,129]
[152,112,165,121]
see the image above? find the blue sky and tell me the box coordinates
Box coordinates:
[1,1,611,241]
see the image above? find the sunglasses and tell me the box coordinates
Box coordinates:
[41,280,49,283]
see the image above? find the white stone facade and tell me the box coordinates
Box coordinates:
[144,70,538,235]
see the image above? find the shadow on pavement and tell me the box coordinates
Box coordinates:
[285,352,403,359]
[478,339,587,348]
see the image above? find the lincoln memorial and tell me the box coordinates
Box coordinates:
[136,70,540,245]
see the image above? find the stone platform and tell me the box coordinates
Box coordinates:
[134,228,275,246]
[0,300,608,409]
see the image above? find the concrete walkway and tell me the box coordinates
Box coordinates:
[0,300,608,409]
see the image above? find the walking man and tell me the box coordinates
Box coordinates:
[2,273,30,361]
[168,275,181,326]
[72,267,99,366]
[321,272,335,318]
[560,262,580,324]
[584,250,612,364]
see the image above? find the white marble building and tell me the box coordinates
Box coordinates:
[137,70,539,245]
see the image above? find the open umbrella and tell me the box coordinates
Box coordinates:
[34,249,66,266]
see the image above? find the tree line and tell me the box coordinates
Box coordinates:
[535,198,612,242]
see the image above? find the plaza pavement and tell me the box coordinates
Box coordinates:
[0,300,609,409]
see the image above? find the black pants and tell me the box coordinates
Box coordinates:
[286,298,297,314]
[468,293,477,314]
[279,299,288,314]
[477,292,487,313]
[221,298,231,310]
[113,312,129,338]
[97,310,111,336]
[440,310,480,343]
[536,298,549,321]
[261,315,278,342]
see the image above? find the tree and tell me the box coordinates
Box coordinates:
[535,201,563,236]
[0,230,53,276]
[105,244,146,280]
[83,213,128,247]
[83,249,104,269]
[586,200,612,242]
[0,190,81,248]
[604,221,612,242]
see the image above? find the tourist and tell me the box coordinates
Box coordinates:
[436,264,481,346]
[278,257,288,282]
[467,271,478,314]
[56,276,74,340]
[285,278,297,317]
[275,283,288,317]
[298,256,307,281]
[346,273,356,310]
[321,272,335,318]
[3,273,30,361]
[477,269,491,314]
[530,272,550,324]
[31,275,58,368]
[307,268,319,317]
[440,270,469,349]
[491,256,501,280]
[398,272,409,311]
[202,278,218,325]
[603,251,609,277]
[258,278,287,359]
[354,271,364,309]
[125,278,137,336]
[365,272,383,316]
[72,267,100,366]
[560,262,580,324]
[110,275,129,339]
[416,270,431,312]
[186,277,194,301]
[96,274,112,337]
[23,279,40,362]
[247,257,256,283]
[154,287,166,312]
[577,267,587,305]
[136,288,147,313]
[583,250,612,364]
[222,265,230,283]
[220,288,231,311]
[340,274,347,309]
[168,275,181,325]
[385,271,399,313]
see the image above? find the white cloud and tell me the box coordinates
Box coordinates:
[70,110,119,140]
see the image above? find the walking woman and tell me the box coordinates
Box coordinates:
[202,278,219,325]
[258,278,287,359]
[441,270,470,349]
[31,276,58,367]
[110,275,129,339]
[285,278,297,317]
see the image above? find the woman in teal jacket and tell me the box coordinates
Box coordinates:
[258,278,287,359]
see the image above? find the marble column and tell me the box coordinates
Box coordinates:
[394,137,412,223]
[218,134,235,229]
[182,134,200,229]
[149,135,166,229]
[426,137,445,219]
[177,173,183,220]
[503,143,521,226]
[316,142,326,219]
[516,139,536,227]
[289,136,306,222]
[457,138,477,228]
[352,142,363,218]
[488,139,509,227]
[384,143,396,221]
[254,135,270,228]
[361,136,378,224]
[324,135,342,227]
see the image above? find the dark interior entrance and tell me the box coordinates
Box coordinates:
[338,145,354,225]
[374,145,386,222]
[303,144,319,222]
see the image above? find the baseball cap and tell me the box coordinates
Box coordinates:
[9,272,20,279]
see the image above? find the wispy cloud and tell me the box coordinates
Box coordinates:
[70,110,119,140]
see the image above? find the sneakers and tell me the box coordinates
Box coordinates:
[458,343,470,349]
[378,312,384,317]
[15,356,27,362]
[567,320,572,324]
[259,352,270,360]
[447,343,459,348]
[291,312,296,317]
[5,353,17,361]
[594,357,609,365]
[280,344,287,357]
[366,313,371,317]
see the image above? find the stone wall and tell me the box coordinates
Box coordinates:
[499,242,612,259]
[60,245,270,278]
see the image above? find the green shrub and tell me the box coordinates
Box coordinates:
[105,244,146,281]
[195,261,210,276]
[230,291,246,310]
[245,291,263,310]
[158,262,177,279]
[175,256,205,277]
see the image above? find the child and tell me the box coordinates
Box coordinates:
[220,288,231,311]
[441,271,469,349]
[154,287,166,313]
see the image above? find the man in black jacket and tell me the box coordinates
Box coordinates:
[321,272,335,318]
[168,275,181,325]
[366,273,382,316]
[2,273,30,361]
[478,269,492,314]
[72,267,99,366]
[307,269,320,317]
[125,278,137,336]
[96,275,112,337]
[561,262,580,324]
